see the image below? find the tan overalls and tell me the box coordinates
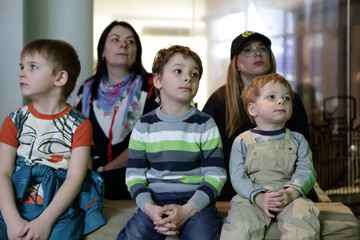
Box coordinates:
[221,129,320,240]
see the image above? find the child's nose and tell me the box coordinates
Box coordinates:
[19,70,25,78]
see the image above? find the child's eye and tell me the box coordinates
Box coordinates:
[283,96,291,101]
[267,95,275,100]
[31,65,38,70]
[174,69,182,74]
[191,72,199,78]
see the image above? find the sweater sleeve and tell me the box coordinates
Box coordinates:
[202,87,231,163]
[188,117,227,211]
[126,121,155,211]
[229,134,265,203]
[284,132,317,196]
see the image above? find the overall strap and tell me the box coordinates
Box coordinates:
[240,130,256,147]
[284,128,297,152]
[284,128,291,140]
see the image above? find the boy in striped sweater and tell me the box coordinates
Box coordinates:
[117,45,227,240]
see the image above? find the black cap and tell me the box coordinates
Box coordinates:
[230,31,271,60]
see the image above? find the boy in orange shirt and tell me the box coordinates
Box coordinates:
[0,39,104,240]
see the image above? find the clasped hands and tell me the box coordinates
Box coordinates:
[254,188,300,218]
[144,201,197,236]
[8,215,52,240]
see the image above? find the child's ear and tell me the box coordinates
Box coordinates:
[248,102,258,117]
[55,71,68,87]
[153,73,162,90]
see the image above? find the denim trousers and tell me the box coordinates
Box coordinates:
[117,191,221,240]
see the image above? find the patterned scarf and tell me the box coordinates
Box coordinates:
[81,73,143,127]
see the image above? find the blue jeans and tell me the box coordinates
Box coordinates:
[117,192,221,240]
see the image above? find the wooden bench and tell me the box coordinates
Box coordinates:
[85,199,360,240]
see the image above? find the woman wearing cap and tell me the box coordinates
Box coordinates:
[203,31,312,201]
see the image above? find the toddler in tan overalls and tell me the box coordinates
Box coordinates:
[220,73,320,240]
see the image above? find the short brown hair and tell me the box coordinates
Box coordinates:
[242,73,294,124]
[21,39,81,102]
[152,45,203,102]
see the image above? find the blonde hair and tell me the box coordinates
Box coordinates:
[225,47,276,138]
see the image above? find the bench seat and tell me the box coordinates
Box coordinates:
[85,199,360,240]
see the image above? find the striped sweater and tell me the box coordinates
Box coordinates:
[126,106,227,212]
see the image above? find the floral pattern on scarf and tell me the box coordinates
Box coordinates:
[80,73,143,128]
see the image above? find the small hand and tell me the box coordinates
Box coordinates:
[154,202,197,235]
[144,203,165,223]
[18,217,52,240]
[6,217,28,240]
[254,192,278,218]
[144,203,177,235]
[266,191,286,213]
[269,188,300,210]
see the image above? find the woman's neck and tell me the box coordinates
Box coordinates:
[240,74,256,87]
[106,64,130,84]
